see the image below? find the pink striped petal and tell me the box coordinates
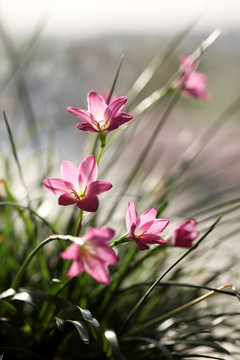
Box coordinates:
[126,202,140,233]
[43,178,71,196]
[88,91,107,120]
[58,193,77,206]
[61,161,79,187]
[78,155,98,188]
[76,123,98,132]
[104,96,127,120]
[87,180,112,197]
[139,208,157,224]
[148,219,169,235]
[135,220,154,236]
[140,233,166,244]
[61,243,80,260]
[84,227,115,243]
[134,239,150,251]
[76,196,99,212]
[67,107,93,124]
[67,260,84,277]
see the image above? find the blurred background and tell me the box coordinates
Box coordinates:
[0,0,240,221]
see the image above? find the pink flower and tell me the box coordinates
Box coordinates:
[169,219,199,248]
[67,91,133,132]
[43,155,112,212]
[61,227,118,284]
[177,56,211,100]
[126,201,169,251]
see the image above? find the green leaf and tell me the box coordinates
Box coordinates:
[125,336,173,360]
[58,304,99,327]
[104,329,126,360]
[170,339,230,355]
[55,317,89,344]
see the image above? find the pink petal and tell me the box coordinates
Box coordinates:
[87,91,107,120]
[83,255,110,284]
[104,96,127,120]
[87,180,112,197]
[67,260,84,277]
[135,220,155,236]
[91,244,119,265]
[139,208,157,224]
[76,196,99,212]
[61,161,79,187]
[61,243,80,260]
[58,193,77,206]
[140,233,167,244]
[126,202,140,233]
[76,123,98,132]
[148,219,169,235]
[107,113,133,131]
[134,239,150,251]
[67,107,93,124]
[78,155,98,188]
[43,177,71,196]
[84,227,115,243]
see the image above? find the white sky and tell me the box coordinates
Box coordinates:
[0,0,240,40]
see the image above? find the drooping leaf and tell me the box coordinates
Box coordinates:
[126,336,173,360]
[104,329,126,360]
[55,317,89,344]
[169,339,230,354]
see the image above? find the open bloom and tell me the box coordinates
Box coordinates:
[43,155,112,212]
[61,227,118,284]
[67,91,133,132]
[126,201,169,250]
[176,55,211,100]
[169,219,199,248]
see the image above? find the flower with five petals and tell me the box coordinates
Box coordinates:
[43,155,112,212]
[61,227,118,284]
[126,201,169,251]
[67,91,133,132]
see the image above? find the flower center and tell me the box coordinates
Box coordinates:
[71,187,87,201]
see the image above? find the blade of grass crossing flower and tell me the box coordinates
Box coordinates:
[101,29,222,181]
[107,55,124,105]
[121,215,222,330]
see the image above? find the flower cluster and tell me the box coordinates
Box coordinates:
[43,57,206,283]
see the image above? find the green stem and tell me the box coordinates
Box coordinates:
[96,145,104,165]
[110,234,129,247]
[11,235,65,289]
[74,209,83,237]
[96,132,107,165]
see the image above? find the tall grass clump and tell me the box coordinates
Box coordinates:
[1,27,240,360]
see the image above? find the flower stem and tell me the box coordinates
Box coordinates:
[96,132,107,165]
[74,209,83,237]
[110,234,129,247]
[11,235,63,289]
